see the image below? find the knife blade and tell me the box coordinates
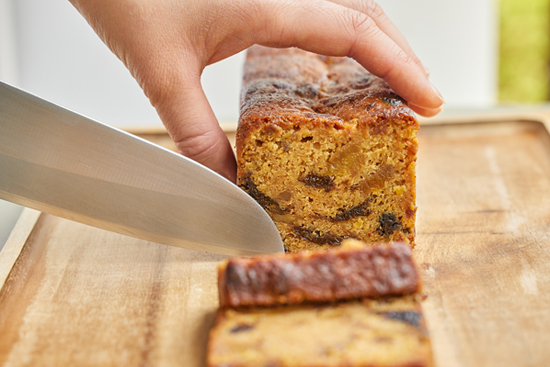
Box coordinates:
[0,80,284,256]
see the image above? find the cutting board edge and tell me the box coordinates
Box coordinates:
[0,208,41,291]
[418,111,550,128]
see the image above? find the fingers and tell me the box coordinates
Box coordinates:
[408,103,443,118]
[251,0,444,111]
[161,85,237,182]
[146,71,237,182]
[70,0,238,181]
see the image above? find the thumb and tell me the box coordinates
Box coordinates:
[149,74,237,182]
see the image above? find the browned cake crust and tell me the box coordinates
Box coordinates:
[218,241,420,308]
[237,46,418,252]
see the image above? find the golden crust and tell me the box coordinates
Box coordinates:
[218,241,421,308]
[236,46,417,156]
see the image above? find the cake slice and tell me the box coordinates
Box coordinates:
[237,46,419,252]
[207,241,433,367]
[218,240,420,308]
[208,296,432,367]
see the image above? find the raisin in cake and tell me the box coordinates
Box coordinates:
[237,46,418,253]
[207,241,433,367]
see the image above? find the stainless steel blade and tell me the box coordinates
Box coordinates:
[0,81,284,256]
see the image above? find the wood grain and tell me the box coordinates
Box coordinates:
[0,209,40,291]
[415,119,550,367]
[1,119,550,366]
[0,214,226,367]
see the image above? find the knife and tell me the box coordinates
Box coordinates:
[0,80,284,256]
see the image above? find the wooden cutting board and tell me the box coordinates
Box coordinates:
[1,115,550,367]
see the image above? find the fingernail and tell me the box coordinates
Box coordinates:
[408,103,444,117]
[430,82,445,105]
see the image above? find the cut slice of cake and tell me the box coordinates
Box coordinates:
[207,241,433,367]
[208,296,432,367]
[218,240,420,308]
[237,46,418,252]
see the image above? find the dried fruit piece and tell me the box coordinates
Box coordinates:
[230,324,255,333]
[381,311,421,328]
[240,175,287,215]
[293,226,345,246]
[300,174,335,192]
[377,213,402,236]
[329,199,372,222]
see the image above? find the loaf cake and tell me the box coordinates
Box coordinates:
[207,241,433,367]
[218,240,420,308]
[237,46,419,252]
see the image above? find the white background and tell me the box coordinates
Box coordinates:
[0,0,498,248]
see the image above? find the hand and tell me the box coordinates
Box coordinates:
[69,0,444,182]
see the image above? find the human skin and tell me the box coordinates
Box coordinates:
[69,0,444,182]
